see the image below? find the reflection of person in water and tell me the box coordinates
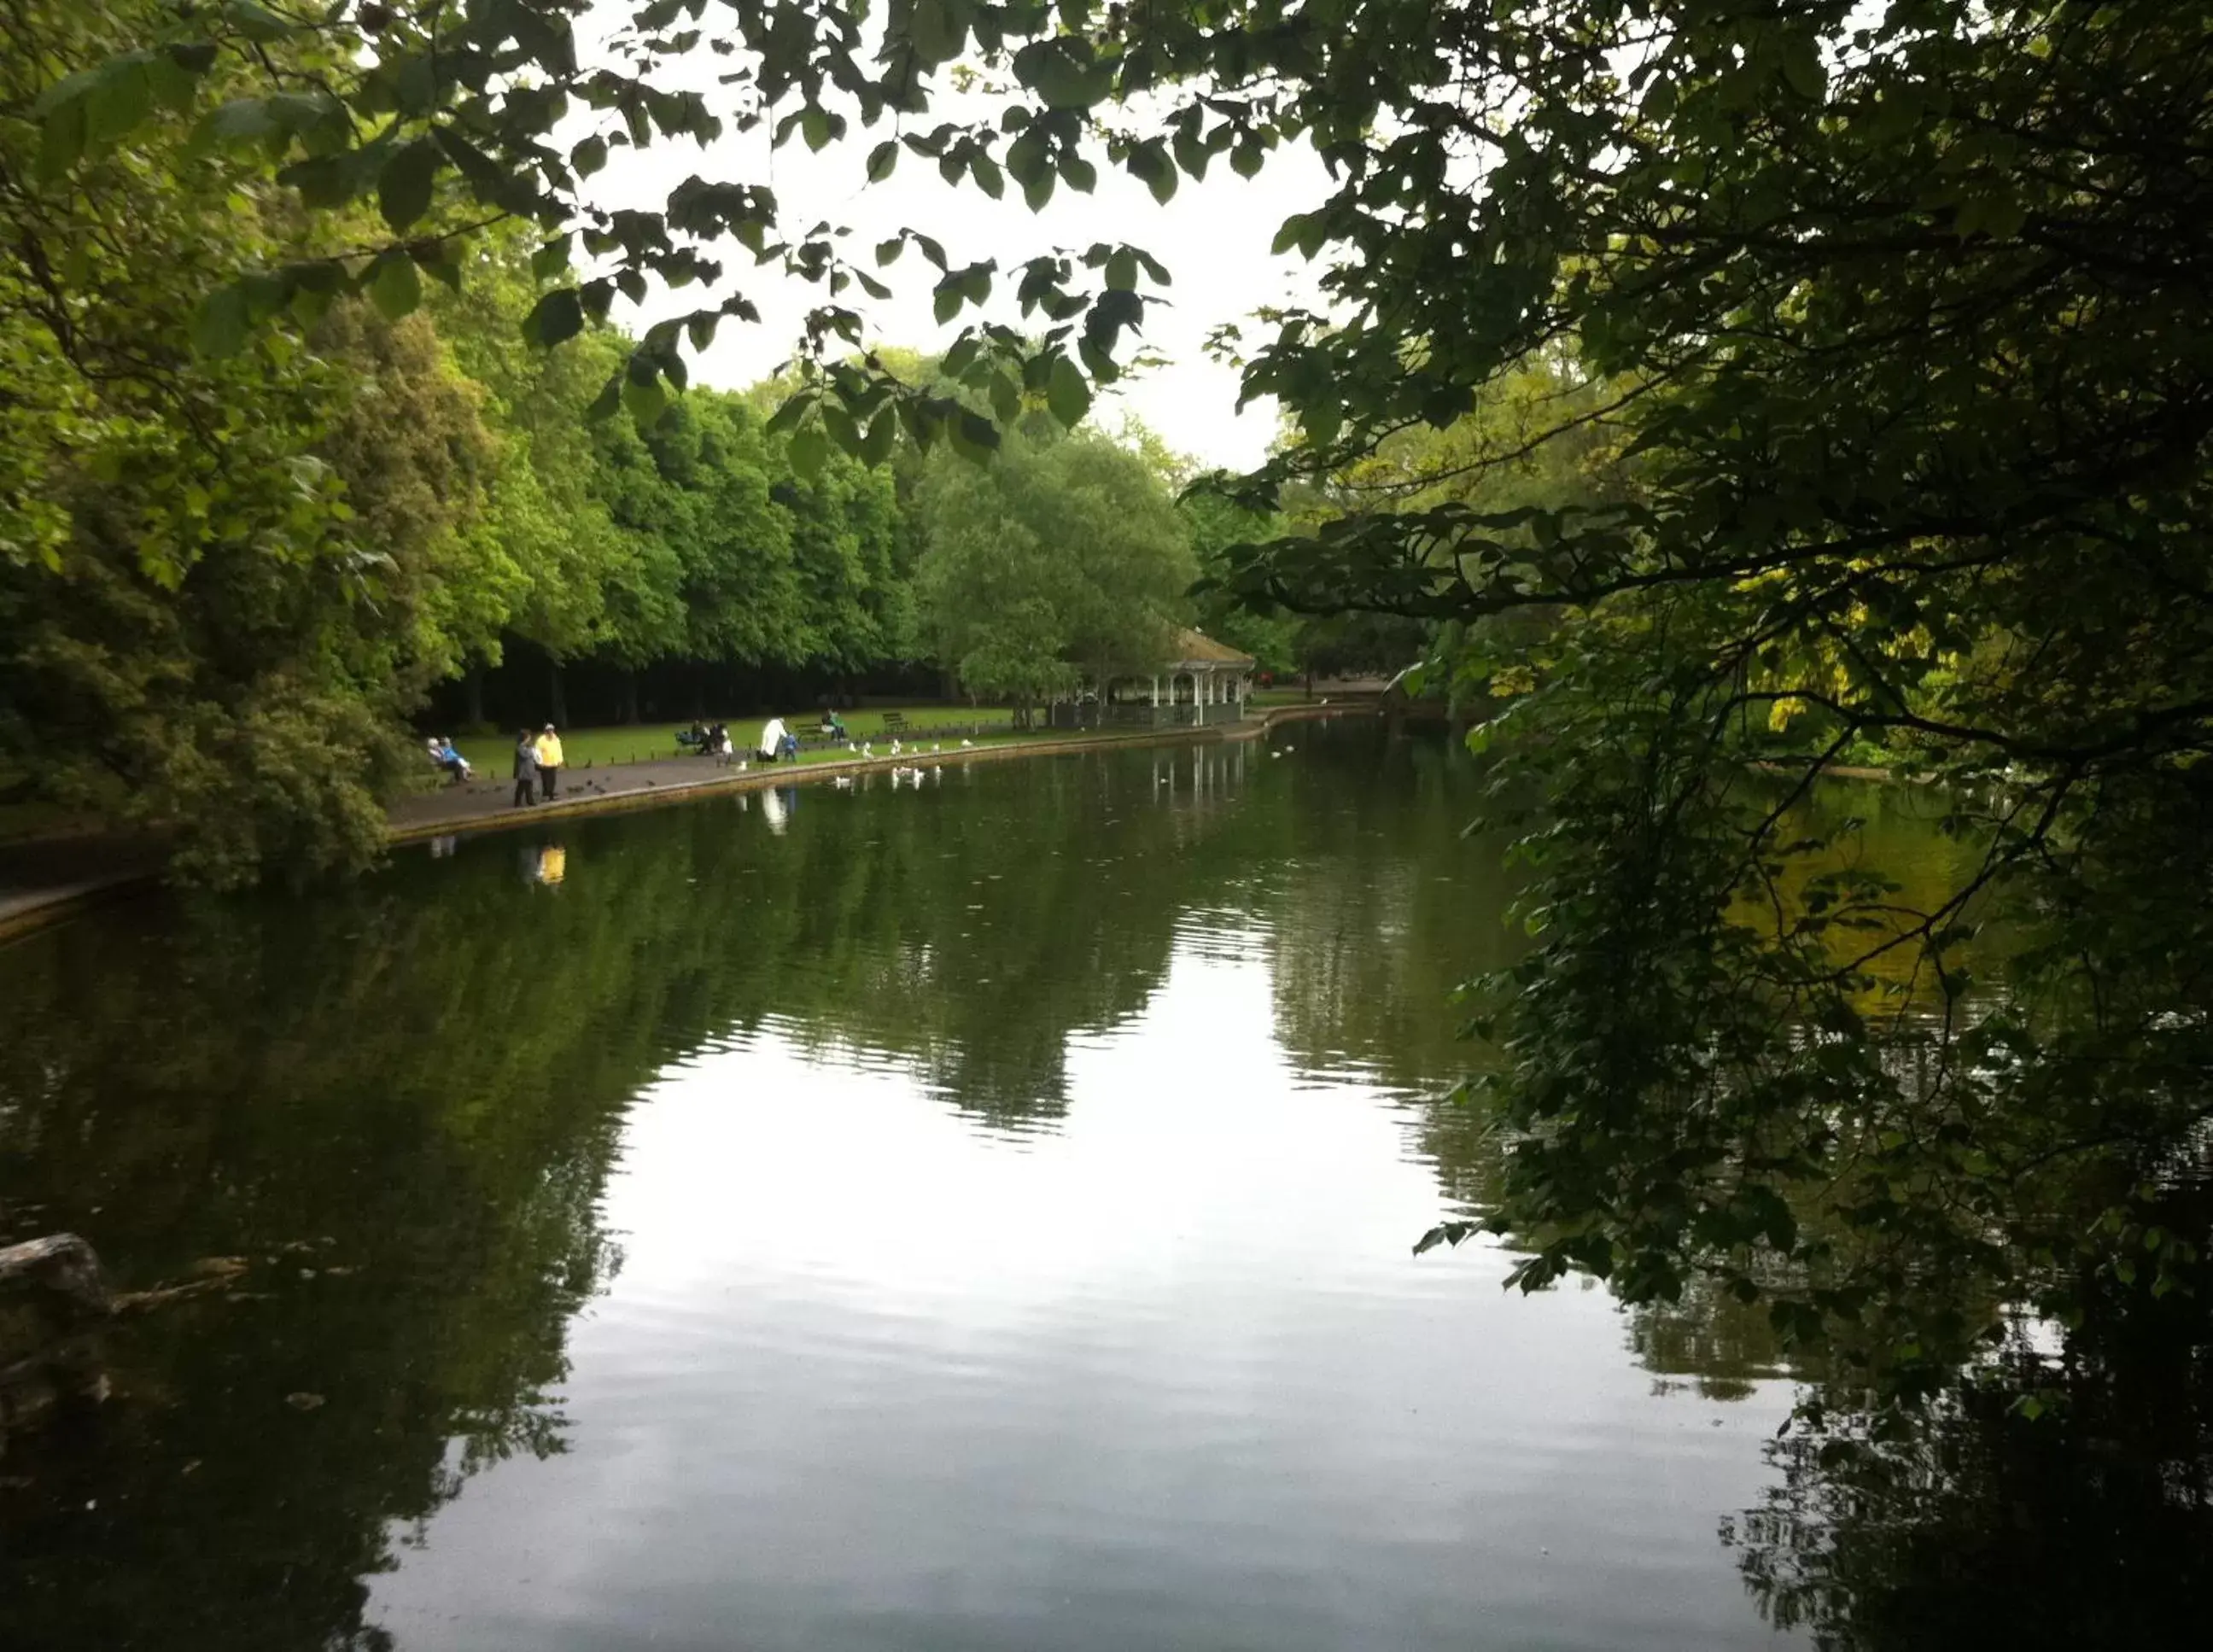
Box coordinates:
[760,785,787,836]
[525,844,566,885]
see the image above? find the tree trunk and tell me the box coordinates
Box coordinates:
[620,668,640,725]
[547,660,569,728]
[463,664,486,730]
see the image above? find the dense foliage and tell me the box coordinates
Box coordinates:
[916,423,1195,721]
[6,1,1381,882]
[31,0,2213,1579]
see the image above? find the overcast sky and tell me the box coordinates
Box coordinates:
[574,33,1334,471]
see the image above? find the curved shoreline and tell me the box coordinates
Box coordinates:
[0,704,1368,947]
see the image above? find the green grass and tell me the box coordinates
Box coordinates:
[442,704,1015,776]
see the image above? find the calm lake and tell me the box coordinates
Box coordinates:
[1,723,1976,1650]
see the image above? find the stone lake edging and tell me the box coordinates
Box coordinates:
[386,702,1363,847]
[0,703,1370,947]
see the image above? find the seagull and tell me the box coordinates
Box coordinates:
[832,775,854,790]
[890,738,902,756]
[961,738,974,749]
[860,742,873,758]
[931,744,942,754]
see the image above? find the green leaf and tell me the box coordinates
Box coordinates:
[1780,38,1827,102]
[585,375,624,422]
[970,151,1004,199]
[933,279,965,326]
[908,0,968,67]
[31,66,102,120]
[765,391,814,435]
[365,250,421,320]
[622,367,669,424]
[859,407,896,467]
[952,407,1000,459]
[280,150,367,208]
[571,134,608,177]
[147,53,200,114]
[523,287,585,348]
[1128,140,1177,205]
[378,138,439,233]
[1047,356,1092,427]
[1229,140,1264,179]
[821,401,861,455]
[85,60,153,147]
[35,100,87,183]
[1104,248,1138,291]
[1271,211,1328,260]
[166,41,219,76]
[190,283,250,359]
[867,140,899,182]
[224,1,291,41]
[789,423,828,478]
[201,97,278,147]
[1013,38,1112,109]
[532,235,573,281]
[686,312,719,352]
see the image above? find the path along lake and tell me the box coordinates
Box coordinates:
[0,723,1975,1651]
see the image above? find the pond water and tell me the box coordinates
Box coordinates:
[0,725,1979,1650]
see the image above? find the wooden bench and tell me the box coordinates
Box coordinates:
[880,710,910,736]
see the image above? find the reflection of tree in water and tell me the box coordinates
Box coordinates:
[15,726,2195,1652]
[1250,728,1518,1206]
[0,742,1269,1648]
[1725,1182,2213,1650]
[0,883,628,1650]
[1252,733,2213,1649]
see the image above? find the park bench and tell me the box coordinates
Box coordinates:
[880,710,910,736]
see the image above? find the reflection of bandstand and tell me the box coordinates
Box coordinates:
[1050,627,1257,729]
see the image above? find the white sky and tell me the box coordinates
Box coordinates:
[575,29,1335,470]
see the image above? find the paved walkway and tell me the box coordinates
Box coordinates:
[391,750,762,833]
[2,704,1367,941]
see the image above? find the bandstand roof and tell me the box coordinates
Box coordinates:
[1160,627,1255,671]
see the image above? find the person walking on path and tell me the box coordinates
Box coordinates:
[511,729,539,808]
[534,723,565,802]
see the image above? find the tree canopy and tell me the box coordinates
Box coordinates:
[20,0,2213,1450]
[914,425,1194,719]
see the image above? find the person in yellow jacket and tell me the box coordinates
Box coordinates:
[534,724,565,801]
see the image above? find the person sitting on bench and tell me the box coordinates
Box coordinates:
[428,737,472,785]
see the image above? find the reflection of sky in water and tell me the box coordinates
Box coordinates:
[367,921,1796,1652]
[0,727,1830,1651]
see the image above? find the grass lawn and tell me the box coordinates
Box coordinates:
[444,705,1015,776]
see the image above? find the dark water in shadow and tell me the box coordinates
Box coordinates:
[0,726,2024,1650]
